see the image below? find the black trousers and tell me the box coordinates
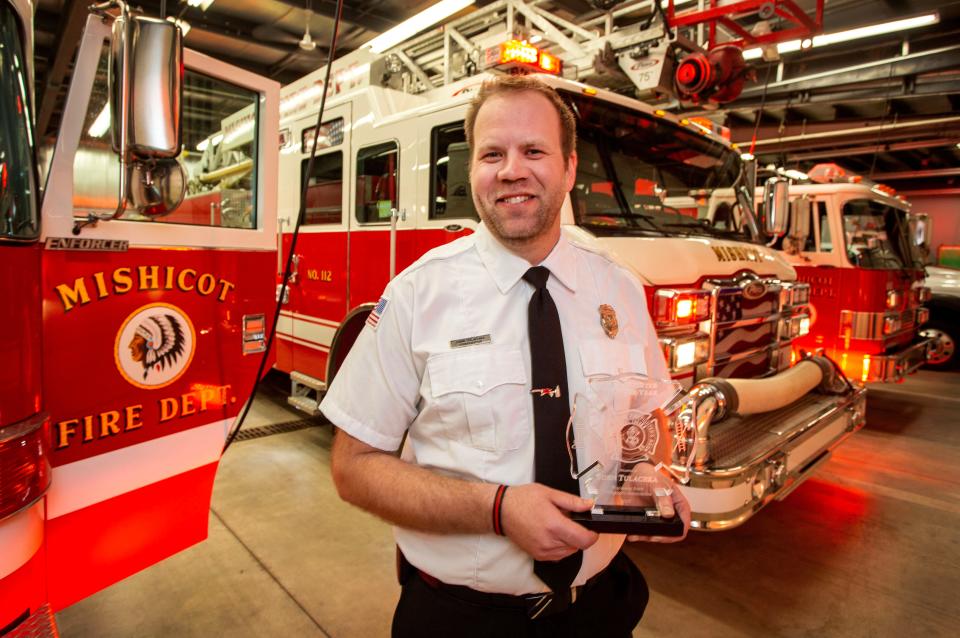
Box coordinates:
[392,552,648,638]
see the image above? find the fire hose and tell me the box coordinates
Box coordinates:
[673,355,848,469]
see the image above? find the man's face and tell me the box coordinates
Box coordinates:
[469,91,577,250]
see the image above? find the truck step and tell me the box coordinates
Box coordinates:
[287,394,320,416]
[290,371,327,392]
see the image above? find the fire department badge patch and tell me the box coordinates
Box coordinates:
[115,302,196,389]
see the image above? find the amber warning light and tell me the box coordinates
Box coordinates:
[484,40,562,75]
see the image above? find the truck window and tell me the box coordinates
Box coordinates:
[842,198,909,269]
[817,201,832,252]
[355,141,398,224]
[0,3,39,240]
[430,123,478,221]
[301,152,343,225]
[561,90,749,241]
[70,42,261,229]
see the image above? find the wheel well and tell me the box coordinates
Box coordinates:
[326,303,375,385]
[927,294,960,320]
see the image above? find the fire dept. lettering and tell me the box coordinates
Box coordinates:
[711,246,764,263]
[54,266,237,311]
[55,384,233,450]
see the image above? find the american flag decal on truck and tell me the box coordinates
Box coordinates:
[366,297,388,330]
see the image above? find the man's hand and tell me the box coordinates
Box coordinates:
[500,483,599,561]
[618,463,692,543]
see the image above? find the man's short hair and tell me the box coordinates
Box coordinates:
[464,75,577,163]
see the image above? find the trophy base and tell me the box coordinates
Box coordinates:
[570,506,685,536]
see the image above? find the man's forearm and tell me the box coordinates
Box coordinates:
[331,429,498,534]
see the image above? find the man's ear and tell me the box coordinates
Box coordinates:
[564,151,578,191]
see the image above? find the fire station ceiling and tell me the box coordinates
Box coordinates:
[31,0,960,195]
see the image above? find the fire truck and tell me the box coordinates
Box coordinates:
[760,163,938,382]
[0,0,278,632]
[268,0,865,531]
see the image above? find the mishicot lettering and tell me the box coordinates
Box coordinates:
[54,265,236,311]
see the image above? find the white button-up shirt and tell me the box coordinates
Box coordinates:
[321,222,669,595]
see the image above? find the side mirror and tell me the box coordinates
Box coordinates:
[106,7,184,220]
[763,176,789,237]
[111,14,182,158]
[790,195,812,239]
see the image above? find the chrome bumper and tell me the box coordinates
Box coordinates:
[679,385,867,531]
[868,336,937,383]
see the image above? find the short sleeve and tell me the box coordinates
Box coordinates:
[319,276,421,451]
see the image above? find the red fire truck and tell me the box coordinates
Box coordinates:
[767,163,937,383]
[0,0,279,632]
[267,0,865,531]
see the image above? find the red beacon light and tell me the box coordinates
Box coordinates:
[653,288,712,328]
[485,39,563,75]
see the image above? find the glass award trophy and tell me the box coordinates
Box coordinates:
[568,373,692,535]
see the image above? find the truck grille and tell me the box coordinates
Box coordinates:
[706,276,791,379]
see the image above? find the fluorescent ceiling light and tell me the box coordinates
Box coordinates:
[743,12,939,60]
[186,0,215,10]
[88,103,110,138]
[365,0,475,54]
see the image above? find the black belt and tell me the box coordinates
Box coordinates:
[415,568,603,619]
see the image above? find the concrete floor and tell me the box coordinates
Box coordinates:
[56,370,960,637]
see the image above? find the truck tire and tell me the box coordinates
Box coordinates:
[326,304,374,385]
[921,320,956,370]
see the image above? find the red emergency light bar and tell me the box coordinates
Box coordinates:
[485,39,562,75]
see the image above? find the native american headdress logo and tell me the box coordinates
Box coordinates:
[115,303,196,389]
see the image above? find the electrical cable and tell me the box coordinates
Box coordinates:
[748,62,774,156]
[223,0,344,453]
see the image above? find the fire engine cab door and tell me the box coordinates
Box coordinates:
[38,13,279,611]
[412,105,479,245]
[275,104,352,381]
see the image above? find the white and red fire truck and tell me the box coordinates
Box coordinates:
[762,163,938,382]
[0,0,278,632]
[263,0,865,531]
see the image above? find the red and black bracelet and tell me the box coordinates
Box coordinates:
[492,484,508,536]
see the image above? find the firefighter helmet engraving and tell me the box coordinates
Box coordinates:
[115,303,196,389]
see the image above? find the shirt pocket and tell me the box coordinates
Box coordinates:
[578,339,648,378]
[427,346,529,452]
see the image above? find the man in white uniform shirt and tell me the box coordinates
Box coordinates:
[323,75,690,637]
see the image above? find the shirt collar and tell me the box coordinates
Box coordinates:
[474,222,578,295]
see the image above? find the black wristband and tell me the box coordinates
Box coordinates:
[492,484,508,536]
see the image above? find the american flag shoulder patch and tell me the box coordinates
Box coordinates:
[366,296,389,330]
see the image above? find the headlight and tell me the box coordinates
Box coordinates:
[780,282,810,308]
[882,312,901,334]
[886,289,900,310]
[653,289,712,328]
[659,333,710,372]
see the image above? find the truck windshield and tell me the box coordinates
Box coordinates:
[0,3,39,240]
[561,91,751,241]
[842,198,918,270]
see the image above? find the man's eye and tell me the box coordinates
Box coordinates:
[527,149,544,156]
[482,152,501,160]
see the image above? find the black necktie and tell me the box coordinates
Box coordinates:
[523,266,582,599]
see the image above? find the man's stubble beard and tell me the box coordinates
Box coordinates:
[475,189,564,249]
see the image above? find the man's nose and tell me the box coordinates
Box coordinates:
[497,150,529,181]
